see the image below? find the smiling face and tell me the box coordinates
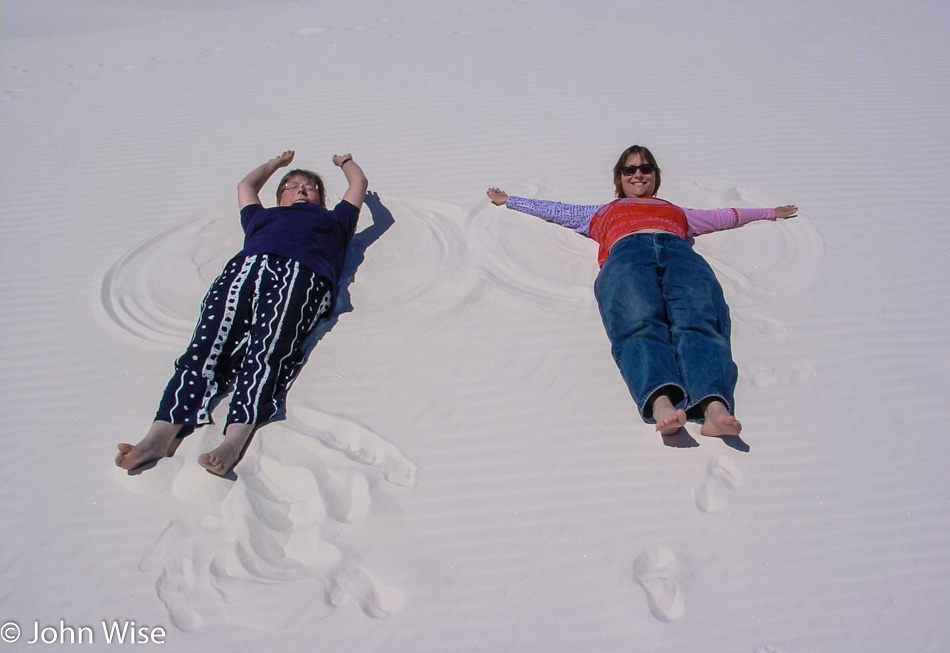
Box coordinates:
[619,153,657,198]
[612,145,661,199]
[276,169,326,207]
[278,175,323,206]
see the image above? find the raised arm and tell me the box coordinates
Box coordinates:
[238,150,296,209]
[332,153,369,210]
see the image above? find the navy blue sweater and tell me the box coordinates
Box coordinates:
[236,199,360,289]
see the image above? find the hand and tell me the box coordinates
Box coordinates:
[272,150,295,168]
[774,204,798,219]
[332,153,354,167]
[238,150,296,208]
[487,188,509,206]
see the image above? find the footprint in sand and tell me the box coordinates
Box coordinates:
[284,403,417,488]
[695,454,742,513]
[112,449,184,495]
[347,566,406,617]
[748,363,816,388]
[633,547,686,623]
[207,423,409,627]
[138,405,414,630]
[139,516,213,632]
[105,199,419,629]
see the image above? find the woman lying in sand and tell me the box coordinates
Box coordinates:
[116,150,368,475]
[487,145,796,438]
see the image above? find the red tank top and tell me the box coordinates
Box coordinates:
[589,197,688,266]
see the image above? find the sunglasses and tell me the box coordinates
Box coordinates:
[620,164,656,176]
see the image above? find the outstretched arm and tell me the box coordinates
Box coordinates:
[333,153,369,210]
[685,203,799,237]
[238,150,296,209]
[487,188,509,206]
[774,204,798,218]
[486,187,600,235]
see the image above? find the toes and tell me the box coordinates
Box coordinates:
[700,415,742,437]
[655,410,687,432]
[115,444,140,468]
[115,443,132,464]
[198,452,229,475]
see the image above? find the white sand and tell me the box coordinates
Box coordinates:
[2,1,950,650]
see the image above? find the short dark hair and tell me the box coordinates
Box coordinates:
[276,169,327,206]
[612,145,661,198]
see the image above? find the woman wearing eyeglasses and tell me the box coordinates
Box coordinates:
[116,150,368,475]
[487,145,796,438]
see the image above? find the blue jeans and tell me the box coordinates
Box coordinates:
[593,234,737,423]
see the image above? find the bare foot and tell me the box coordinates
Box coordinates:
[198,423,255,476]
[116,421,182,470]
[656,409,688,436]
[699,401,742,437]
[115,442,165,470]
[652,395,688,436]
[197,444,242,476]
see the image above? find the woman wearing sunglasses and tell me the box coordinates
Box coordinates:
[117,150,368,475]
[487,145,796,438]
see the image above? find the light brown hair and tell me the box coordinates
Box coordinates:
[276,169,327,206]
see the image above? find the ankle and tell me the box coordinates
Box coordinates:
[702,399,729,418]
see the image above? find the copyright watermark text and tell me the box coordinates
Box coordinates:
[1,620,166,645]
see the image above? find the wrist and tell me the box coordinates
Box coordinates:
[340,157,353,167]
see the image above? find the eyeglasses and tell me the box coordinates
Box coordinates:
[283,182,320,192]
[620,164,656,177]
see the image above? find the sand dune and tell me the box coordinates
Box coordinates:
[2,1,949,651]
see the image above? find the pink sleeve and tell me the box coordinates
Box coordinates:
[683,207,776,237]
